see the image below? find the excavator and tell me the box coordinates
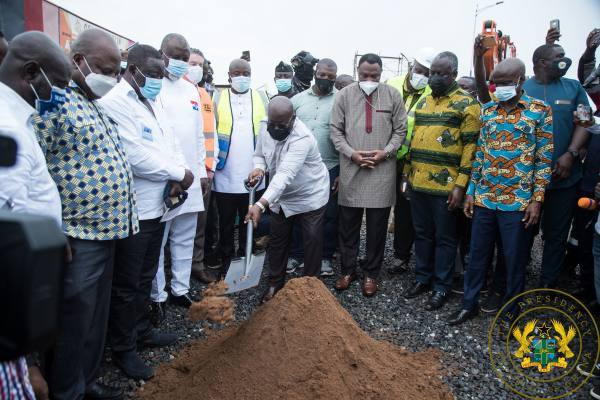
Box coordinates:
[480,20,517,79]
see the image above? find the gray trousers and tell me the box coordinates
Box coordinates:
[47,238,116,400]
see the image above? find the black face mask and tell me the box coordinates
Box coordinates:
[295,64,314,83]
[550,57,572,78]
[429,75,451,97]
[315,77,335,94]
[267,117,294,141]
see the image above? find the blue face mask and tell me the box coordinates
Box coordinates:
[275,78,292,93]
[494,77,520,102]
[165,57,189,79]
[30,68,66,117]
[134,67,163,100]
[231,76,251,93]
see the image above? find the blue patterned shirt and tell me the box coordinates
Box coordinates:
[33,84,139,240]
[466,93,554,211]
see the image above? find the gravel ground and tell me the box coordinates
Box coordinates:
[98,228,596,400]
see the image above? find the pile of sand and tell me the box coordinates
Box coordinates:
[138,277,452,400]
[188,281,235,324]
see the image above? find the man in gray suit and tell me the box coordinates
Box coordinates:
[330,53,407,297]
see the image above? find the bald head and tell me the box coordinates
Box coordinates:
[268,96,294,123]
[491,58,526,82]
[160,33,190,65]
[0,31,71,106]
[229,58,251,74]
[69,28,121,99]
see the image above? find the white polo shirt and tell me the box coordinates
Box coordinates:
[100,79,188,220]
[0,81,62,226]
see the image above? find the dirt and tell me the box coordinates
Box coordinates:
[138,277,452,400]
[188,281,235,324]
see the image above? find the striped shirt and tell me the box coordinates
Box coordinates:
[406,82,481,195]
[0,358,35,399]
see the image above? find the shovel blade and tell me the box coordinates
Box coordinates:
[224,253,265,294]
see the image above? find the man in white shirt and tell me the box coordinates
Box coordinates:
[0,31,69,226]
[246,97,330,302]
[0,31,71,400]
[150,34,208,315]
[213,58,267,272]
[100,44,193,381]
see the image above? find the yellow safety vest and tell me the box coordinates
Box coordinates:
[386,74,431,159]
[215,89,266,170]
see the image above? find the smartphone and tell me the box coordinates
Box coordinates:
[482,36,496,48]
[242,50,251,62]
[0,135,17,167]
[577,104,592,122]
[550,19,560,32]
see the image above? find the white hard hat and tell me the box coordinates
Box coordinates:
[414,47,438,70]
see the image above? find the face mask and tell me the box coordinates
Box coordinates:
[231,76,251,93]
[165,57,189,79]
[186,65,204,85]
[494,78,520,102]
[75,56,117,97]
[315,77,335,95]
[359,81,379,96]
[295,64,314,83]
[30,68,66,117]
[267,117,294,141]
[275,78,292,93]
[120,61,128,70]
[133,67,163,100]
[429,75,450,96]
[409,73,429,90]
[551,57,572,77]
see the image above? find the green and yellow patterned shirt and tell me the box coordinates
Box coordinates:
[406,82,481,195]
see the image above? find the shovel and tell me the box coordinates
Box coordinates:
[224,177,266,294]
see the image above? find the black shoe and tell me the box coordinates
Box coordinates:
[404,282,430,299]
[150,302,166,327]
[170,293,194,308]
[137,330,177,348]
[260,284,284,304]
[388,259,409,275]
[447,307,479,326]
[113,351,154,381]
[480,291,503,314]
[85,382,123,400]
[592,383,600,400]
[425,291,449,311]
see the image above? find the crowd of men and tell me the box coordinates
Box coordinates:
[1,23,600,400]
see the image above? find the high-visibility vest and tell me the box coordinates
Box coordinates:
[197,87,216,170]
[214,89,266,170]
[386,74,431,160]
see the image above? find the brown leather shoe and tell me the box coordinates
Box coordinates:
[191,266,218,284]
[362,277,378,297]
[334,272,357,291]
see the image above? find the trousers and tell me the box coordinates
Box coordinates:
[47,239,115,400]
[152,212,198,302]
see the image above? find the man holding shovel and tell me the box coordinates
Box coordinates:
[245,96,330,303]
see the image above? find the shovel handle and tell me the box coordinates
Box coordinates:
[243,181,259,276]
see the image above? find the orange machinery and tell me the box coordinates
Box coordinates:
[481,20,517,79]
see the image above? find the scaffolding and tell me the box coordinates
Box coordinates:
[352,53,412,81]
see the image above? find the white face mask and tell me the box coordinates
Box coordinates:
[186,65,204,85]
[410,73,429,90]
[75,56,117,97]
[359,80,379,95]
[494,77,521,102]
[231,76,251,93]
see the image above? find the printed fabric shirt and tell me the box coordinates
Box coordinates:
[406,82,481,195]
[33,83,139,240]
[466,93,554,211]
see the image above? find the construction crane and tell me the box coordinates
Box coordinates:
[480,20,517,80]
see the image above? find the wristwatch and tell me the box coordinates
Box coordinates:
[567,149,580,158]
[254,201,266,213]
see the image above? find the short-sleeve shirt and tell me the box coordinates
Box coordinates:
[523,77,590,189]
